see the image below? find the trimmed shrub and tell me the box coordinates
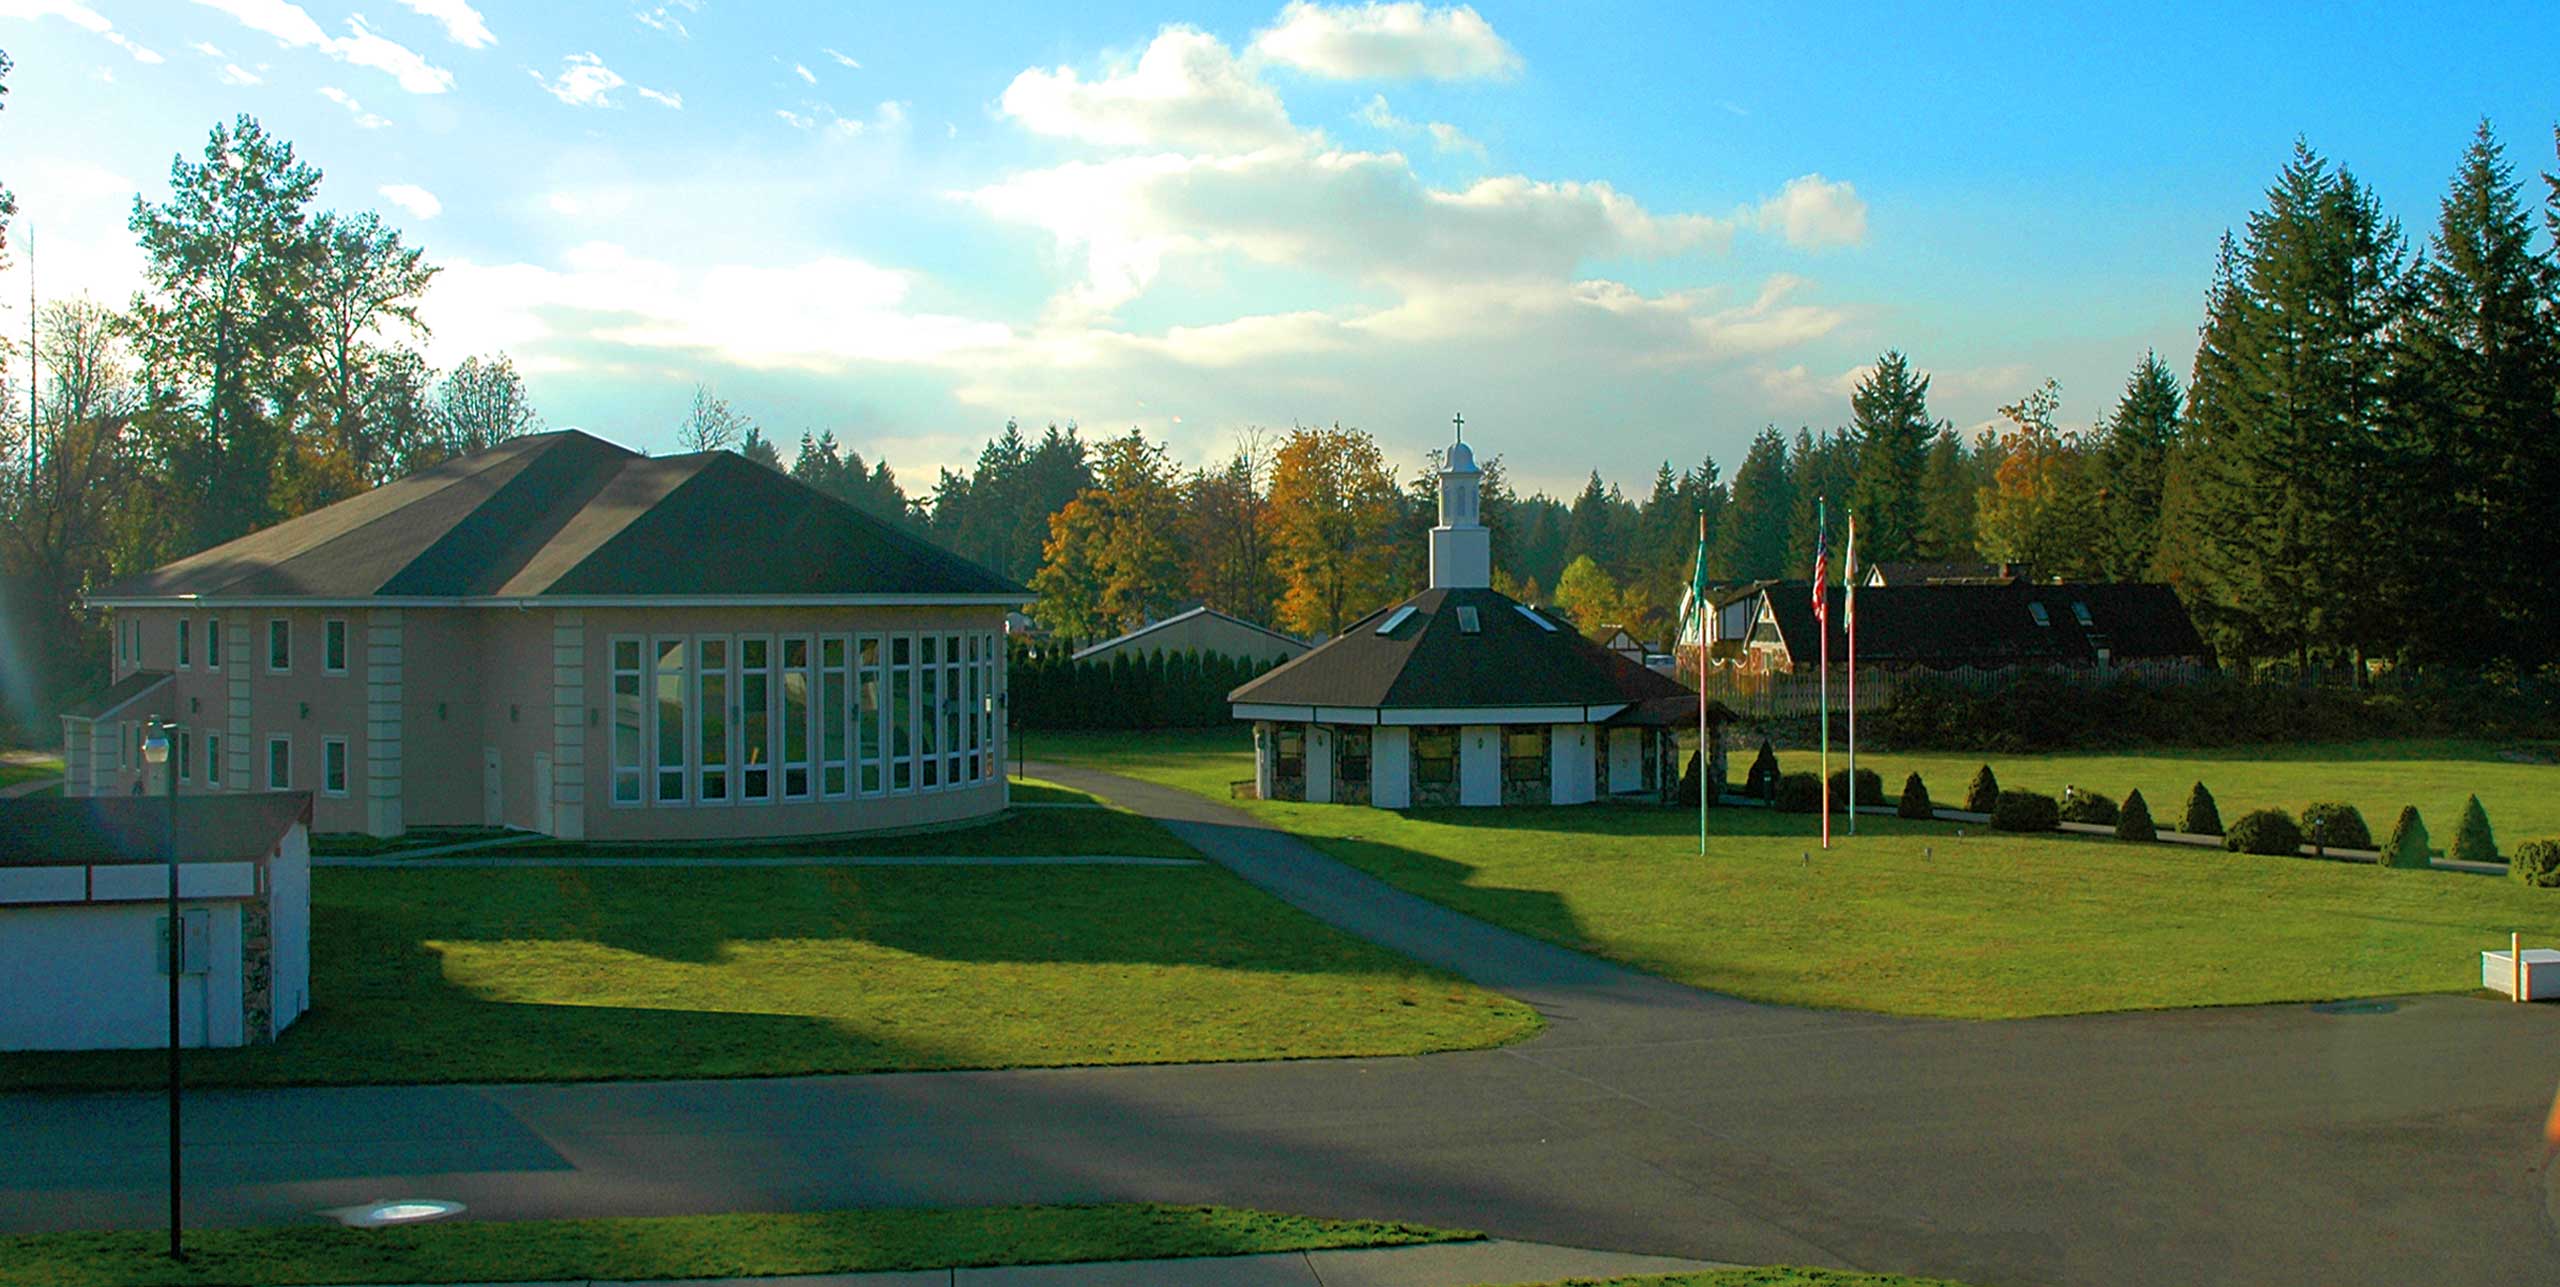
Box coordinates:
[1990,789,2059,832]
[2058,787,2119,826]
[2182,782,2223,837]
[1897,772,1934,820]
[2511,839,2560,888]
[2116,789,2157,842]
[2225,808,2305,856]
[2296,802,2371,853]
[1745,740,1782,800]
[2451,794,2499,864]
[1772,771,1822,814]
[2382,806,2432,870]
[1963,764,2000,813]
[1827,767,1885,813]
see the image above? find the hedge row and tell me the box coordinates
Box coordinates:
[1873,671,2560,752]
[1008,643,1284,730]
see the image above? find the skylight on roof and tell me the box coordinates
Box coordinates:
[1514,604,1558,632]
[1457,606,1481,634]
[2028,602,2051,628]
[2071,601,2094,627]
[1376,606,1419,635]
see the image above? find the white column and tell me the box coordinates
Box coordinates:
[550,612,587,841]
[1371,725,1411,809]
[364,611,404,838]
[225,615,252,790]
[1252,722,1275,800]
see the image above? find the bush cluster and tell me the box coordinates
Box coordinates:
[1826,767,1885,814]
[2058,787,2119,826]
[1897,772,1934,820]
[2296,802,2372,851]
[1964,765,2001,813]
[2512,839,2560,888]
[1772,771,1822,813]
[1990,789,2059,832]
[1874,670,2560,753]
[2116,789,2157,841]
[2226,808,2305,856]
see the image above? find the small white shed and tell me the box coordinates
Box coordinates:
[0,793,312,1051]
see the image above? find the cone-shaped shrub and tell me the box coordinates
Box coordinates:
[2451,794,2499,864]
[1964,764,2000,813]
[2383,806,2431,870]
[2182,781,2223,837]
[2297,802,2371,852]
[1897,772,1934,820]
[2512,839,2560,887]
[2116,789,2156,842]
[2226,808,2304,856]
[1746,740,1781,800]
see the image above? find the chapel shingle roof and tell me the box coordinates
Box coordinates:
[93,431,1026,602]
[1229,586,1692,711]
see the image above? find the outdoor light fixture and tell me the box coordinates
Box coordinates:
[322,1198,469,1229]
[140,719,182,1263]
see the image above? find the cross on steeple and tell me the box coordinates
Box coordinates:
[1451,411,1464,443]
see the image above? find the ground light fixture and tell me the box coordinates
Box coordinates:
[320,1198,470,1228]
[139,719,179,1262]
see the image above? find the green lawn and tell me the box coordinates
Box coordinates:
[0,815,1534,1089]
[1774,739,2560,848]
[0,750,64,791]
[1527,1271,1972,1287]
[1010,775,1103,805]
[1034,730,2560,1019]
[452,784,1195,859]
[0,1204,1470,1287]
[1029,727,1258,799]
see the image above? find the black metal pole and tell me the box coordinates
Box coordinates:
[164,740,183,1263]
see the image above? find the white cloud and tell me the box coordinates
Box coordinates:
[1355,96,1482,159]
[190,0,454,92]
[776,108,814,130]
[1425,120,1484,159]
[823,47,861,69]
[419,243,1014,374]
[392,0,493,49]
[1251,2,1520,80]
[4,0,165,64]
[793,62,816,85]
[532,52,626,107]
[219,62,262,84]
[1000,27,1296,154]
[635,86,683,109]
[379,183,443,219]
[1751,173,1868,249]
[317,85,391,129]
[188,39,225,57]
[634,5,689,38]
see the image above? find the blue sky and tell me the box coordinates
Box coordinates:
[2,1,2556,494]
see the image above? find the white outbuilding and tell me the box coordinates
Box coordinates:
[1229,428,1706,807]
[0,793,312,1051]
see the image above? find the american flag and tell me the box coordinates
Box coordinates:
[1811,526,1829,627]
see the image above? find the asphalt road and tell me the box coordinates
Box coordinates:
[4,765,2557,1287]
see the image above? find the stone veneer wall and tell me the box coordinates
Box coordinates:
[239,895,274,1043]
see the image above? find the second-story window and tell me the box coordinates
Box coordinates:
[324,619,349,675]
[268,618,292,673]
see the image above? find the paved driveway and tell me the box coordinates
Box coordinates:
[4,766,2556,1287]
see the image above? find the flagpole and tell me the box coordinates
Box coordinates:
[1846,509,1857,837]
[1696,510,1708,855]
[1817,496,1830,850]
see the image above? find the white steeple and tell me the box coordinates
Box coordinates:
[1429,412,1490,590]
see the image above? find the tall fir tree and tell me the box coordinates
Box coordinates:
[1784,428,1854,576]
[1915,428,1979,563]
[1847,350,1935,561]
[2091,352,2183,581]
[1715,427,1795,580]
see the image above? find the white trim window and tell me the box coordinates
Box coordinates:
[943,632,964,788]
[739,635,772,804]
[890,634,913,793]
[267,735,292,791]
[178,730,193,783]
[819,636,850,798]
[177,618,192,670]
[963,634,982,783]
[696,636,731,803]
[323,618,349,675]
[205,617,222,671]
[653,636,688,804]
[858,635,884,796]
[267,618,292,673]
[781,635,813,801]
[919,634,941,790]
[611,637,645,805]
[322,736,349,797]
[205,732,222,787]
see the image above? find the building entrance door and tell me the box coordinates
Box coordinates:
[1458,725,1500,806]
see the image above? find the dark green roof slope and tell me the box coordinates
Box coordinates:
[95,431,1025,602]
[1229,587,1691,711]
[0,793,312,866]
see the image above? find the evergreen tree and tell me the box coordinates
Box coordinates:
[2450,794,2499,864]
[1714,427,1794,580]
[1964,764,1999,813]
[2116,789,2157,842]
[2182,781,2223,837]
[2092,353,2183,581]
[1784,428,1853,576]
[1916,428,1979,563]
[1847,350,1935,561]
[2383,805,2432,870]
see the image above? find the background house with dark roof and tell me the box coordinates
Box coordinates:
[1726,580,2210,676]
[1070,606,1308,668]
[73,430,1031,841]
[0,793,311,1051]
[1230,431,1704,808]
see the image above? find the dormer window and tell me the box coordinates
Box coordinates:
[1457,606,1481,634]
[2028,602,2051,628]
[2070,601,2094,628]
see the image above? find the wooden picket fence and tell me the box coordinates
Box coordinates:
[1690,657,2208,721]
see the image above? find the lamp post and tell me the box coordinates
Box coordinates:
[139,720,182,1263]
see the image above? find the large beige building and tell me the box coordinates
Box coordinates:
[67,430,1030,841]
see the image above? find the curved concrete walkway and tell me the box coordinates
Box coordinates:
[4,766,2558,1287]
